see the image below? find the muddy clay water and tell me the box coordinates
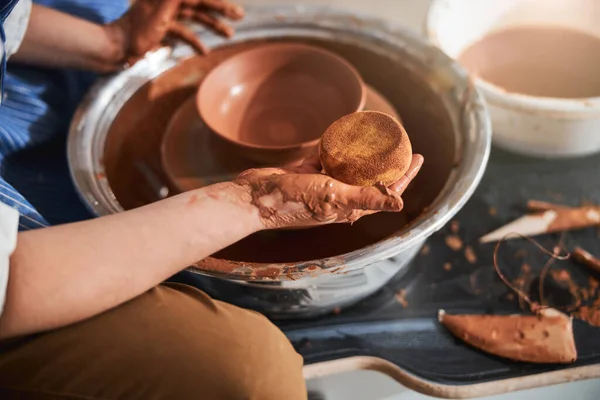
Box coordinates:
[103,38,456,264]
[458,26,600,99]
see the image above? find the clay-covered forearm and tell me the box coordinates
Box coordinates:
[0,183,261,339]
[10,4,126,73]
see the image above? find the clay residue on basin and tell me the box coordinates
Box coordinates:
[103,38,456,275]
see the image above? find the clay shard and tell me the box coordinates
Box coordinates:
[479,206,600,243]
[438,308,577,364]
[572,246,600,275]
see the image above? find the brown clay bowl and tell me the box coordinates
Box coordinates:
[197,43,366,164]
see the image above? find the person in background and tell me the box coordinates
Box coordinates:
[0,1,424,399]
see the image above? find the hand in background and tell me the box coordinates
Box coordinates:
[109,0,245,65]
[12,2,244,74]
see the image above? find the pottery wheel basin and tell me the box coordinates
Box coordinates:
[68,6,490,317]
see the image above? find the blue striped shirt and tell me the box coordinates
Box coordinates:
[0,0,128,230]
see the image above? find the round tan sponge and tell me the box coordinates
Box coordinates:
[319,111,413,186]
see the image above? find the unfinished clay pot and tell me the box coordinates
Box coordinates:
[197,43,365,164]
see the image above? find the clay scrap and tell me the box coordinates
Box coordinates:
[438,308,577,364]
[480,202,600,243]
[441,199,600,363]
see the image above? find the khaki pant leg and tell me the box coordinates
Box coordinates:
[0,283,306,400]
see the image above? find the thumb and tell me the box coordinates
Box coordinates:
[341,184,404,213]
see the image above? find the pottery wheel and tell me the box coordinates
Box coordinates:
[161,85,401,193]
[160,97,261,193]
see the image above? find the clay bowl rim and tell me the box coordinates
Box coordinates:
[425,0,600,117]
[196,42,367,151]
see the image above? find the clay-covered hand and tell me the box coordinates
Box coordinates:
[235,154,424,230]
[108,0,244,66]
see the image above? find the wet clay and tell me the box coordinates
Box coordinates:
[319,111,413,187]
[458,26,600,98]
[235,168,404,230]
[439,308,577,364]
[103,38,455,264]
[198,43,364,153]
[109,0,245,66]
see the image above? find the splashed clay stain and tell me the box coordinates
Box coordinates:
[395,289,409,308]
[464,246,477,264]
[445,235,463,251]
[575,306,600,327]
[450,220,460,234]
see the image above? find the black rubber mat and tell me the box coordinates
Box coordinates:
[278,147,600,385]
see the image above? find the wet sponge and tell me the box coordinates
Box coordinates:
[319,111,413,186]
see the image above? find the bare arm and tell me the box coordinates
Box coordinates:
[10,4,126,73]
[11,1,244,73]
[0,154,422,339]
[0,183,261,339]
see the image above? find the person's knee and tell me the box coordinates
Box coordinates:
[229,309,307,399]
[0,284,307,400]
[100,284,307,399]
[161,284,307,400]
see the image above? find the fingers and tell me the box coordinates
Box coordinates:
[174,0,244,55]
[168,22,210,55]
[345,185,404,213]
[182,0,245,20]
[318,177,403,215]
[321,154,422,218]
[179,8,235,38]
[389,154,424,194]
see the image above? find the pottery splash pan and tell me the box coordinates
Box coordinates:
[68,6,490,317]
